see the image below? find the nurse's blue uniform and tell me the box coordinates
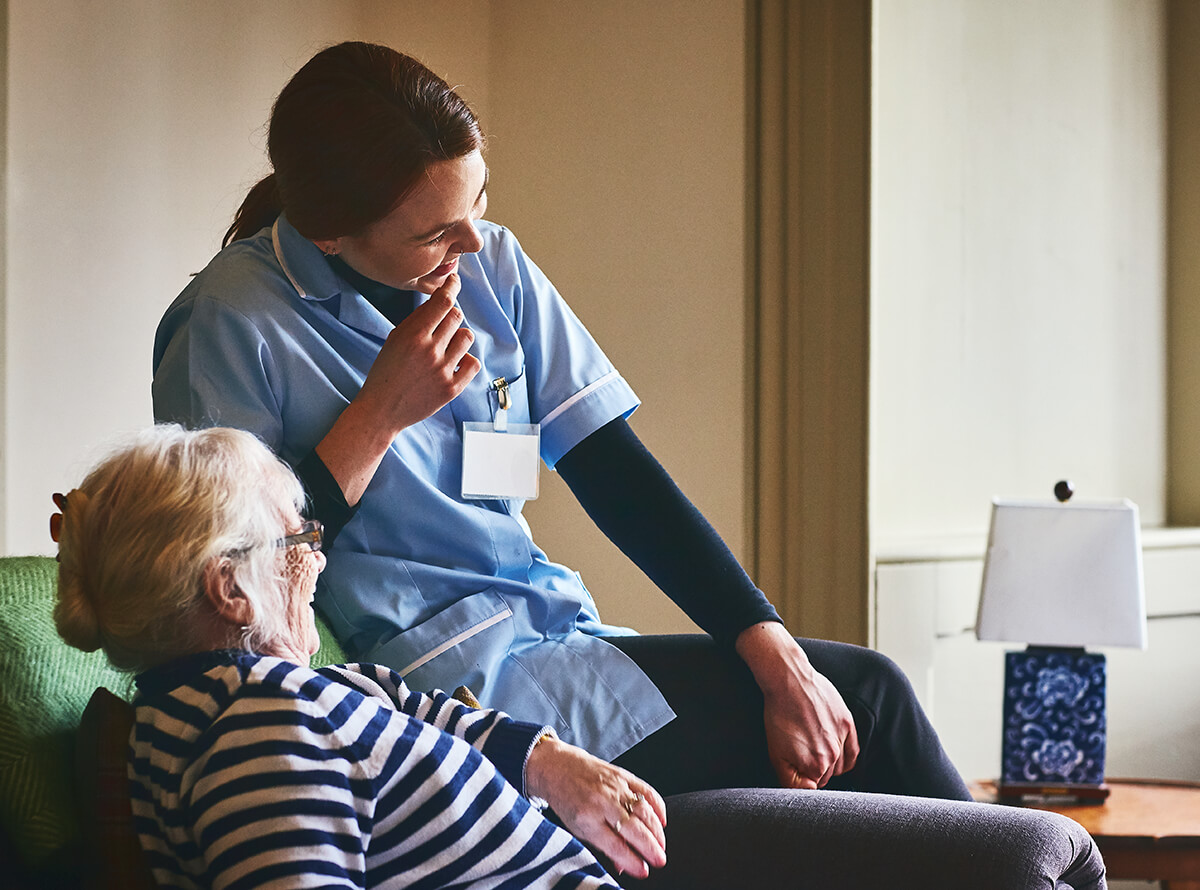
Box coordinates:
[153,215,674,761]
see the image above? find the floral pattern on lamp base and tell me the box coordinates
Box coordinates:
[1000,648,1106,788]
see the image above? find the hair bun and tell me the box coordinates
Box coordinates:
[53,488,104,652]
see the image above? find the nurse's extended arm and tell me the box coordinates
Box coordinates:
[314,272,479,506]
[555,418,860,790]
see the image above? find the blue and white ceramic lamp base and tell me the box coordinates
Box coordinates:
[998,648,1110,801]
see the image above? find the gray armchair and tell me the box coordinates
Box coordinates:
[637,787,1104,889]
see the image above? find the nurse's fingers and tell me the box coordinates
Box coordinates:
[411,274,464,338]
[431,305,469,353]
[447,338,481,385]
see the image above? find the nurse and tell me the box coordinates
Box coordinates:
[153,40,969,802]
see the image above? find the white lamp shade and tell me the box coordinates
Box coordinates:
[976,498,1147,649]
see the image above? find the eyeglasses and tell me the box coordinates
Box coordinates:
[278,519,323,552]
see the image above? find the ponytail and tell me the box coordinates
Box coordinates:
[223,173,282,247]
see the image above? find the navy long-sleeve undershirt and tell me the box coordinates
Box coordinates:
[555,417,780,647]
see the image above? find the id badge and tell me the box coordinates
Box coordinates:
[462,418,541,500]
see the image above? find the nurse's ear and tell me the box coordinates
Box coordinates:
[313,239,341,257]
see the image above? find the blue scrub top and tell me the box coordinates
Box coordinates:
[152,216,675,760]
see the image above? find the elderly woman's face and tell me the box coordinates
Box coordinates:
[275,513,326,665]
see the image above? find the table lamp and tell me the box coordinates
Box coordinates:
[976,482,1147,802]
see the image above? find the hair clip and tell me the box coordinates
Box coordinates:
[50,492,66,543]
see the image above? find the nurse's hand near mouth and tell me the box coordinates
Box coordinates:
[315,269,480,506]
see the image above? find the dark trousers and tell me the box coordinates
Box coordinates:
[607,634,972,802]
[589,637,1108,890]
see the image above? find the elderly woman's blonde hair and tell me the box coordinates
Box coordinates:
[54,424,306,671]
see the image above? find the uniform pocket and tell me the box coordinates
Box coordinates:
[362,588,515,696]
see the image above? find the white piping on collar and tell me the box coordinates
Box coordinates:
[272,218,308,299]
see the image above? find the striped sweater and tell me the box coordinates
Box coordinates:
[128,650,619,889]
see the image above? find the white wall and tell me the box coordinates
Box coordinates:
[871,0,1196,804]
[871,0,1166,541]
[2,1,742,634]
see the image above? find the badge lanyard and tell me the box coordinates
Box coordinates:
[461,376,541,500]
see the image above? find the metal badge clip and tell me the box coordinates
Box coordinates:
[492,376,512,411]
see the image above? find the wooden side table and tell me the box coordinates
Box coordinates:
[972,778,1200,889]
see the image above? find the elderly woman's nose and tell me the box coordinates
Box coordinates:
[314,549,327,572]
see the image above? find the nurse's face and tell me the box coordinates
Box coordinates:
[317,150,488,294]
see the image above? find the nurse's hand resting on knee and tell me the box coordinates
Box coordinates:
[736,621,860,790]
[526,737,667,879]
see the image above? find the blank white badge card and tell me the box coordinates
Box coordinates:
[461,422,541,500]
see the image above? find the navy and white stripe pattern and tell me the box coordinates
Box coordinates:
[129,650,619,889]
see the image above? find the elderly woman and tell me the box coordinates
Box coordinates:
[50,424,665,889]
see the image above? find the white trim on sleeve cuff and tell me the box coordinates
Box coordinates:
[539,371,621,428]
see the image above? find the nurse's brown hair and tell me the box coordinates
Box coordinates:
[224,41,484,246]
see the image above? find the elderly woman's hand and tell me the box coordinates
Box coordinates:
[525,738,666,880]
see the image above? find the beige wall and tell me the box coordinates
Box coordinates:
[2,1,743,634]
[745,0,871,644]
[486,1,745,633]
[1168,0,1200,524]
